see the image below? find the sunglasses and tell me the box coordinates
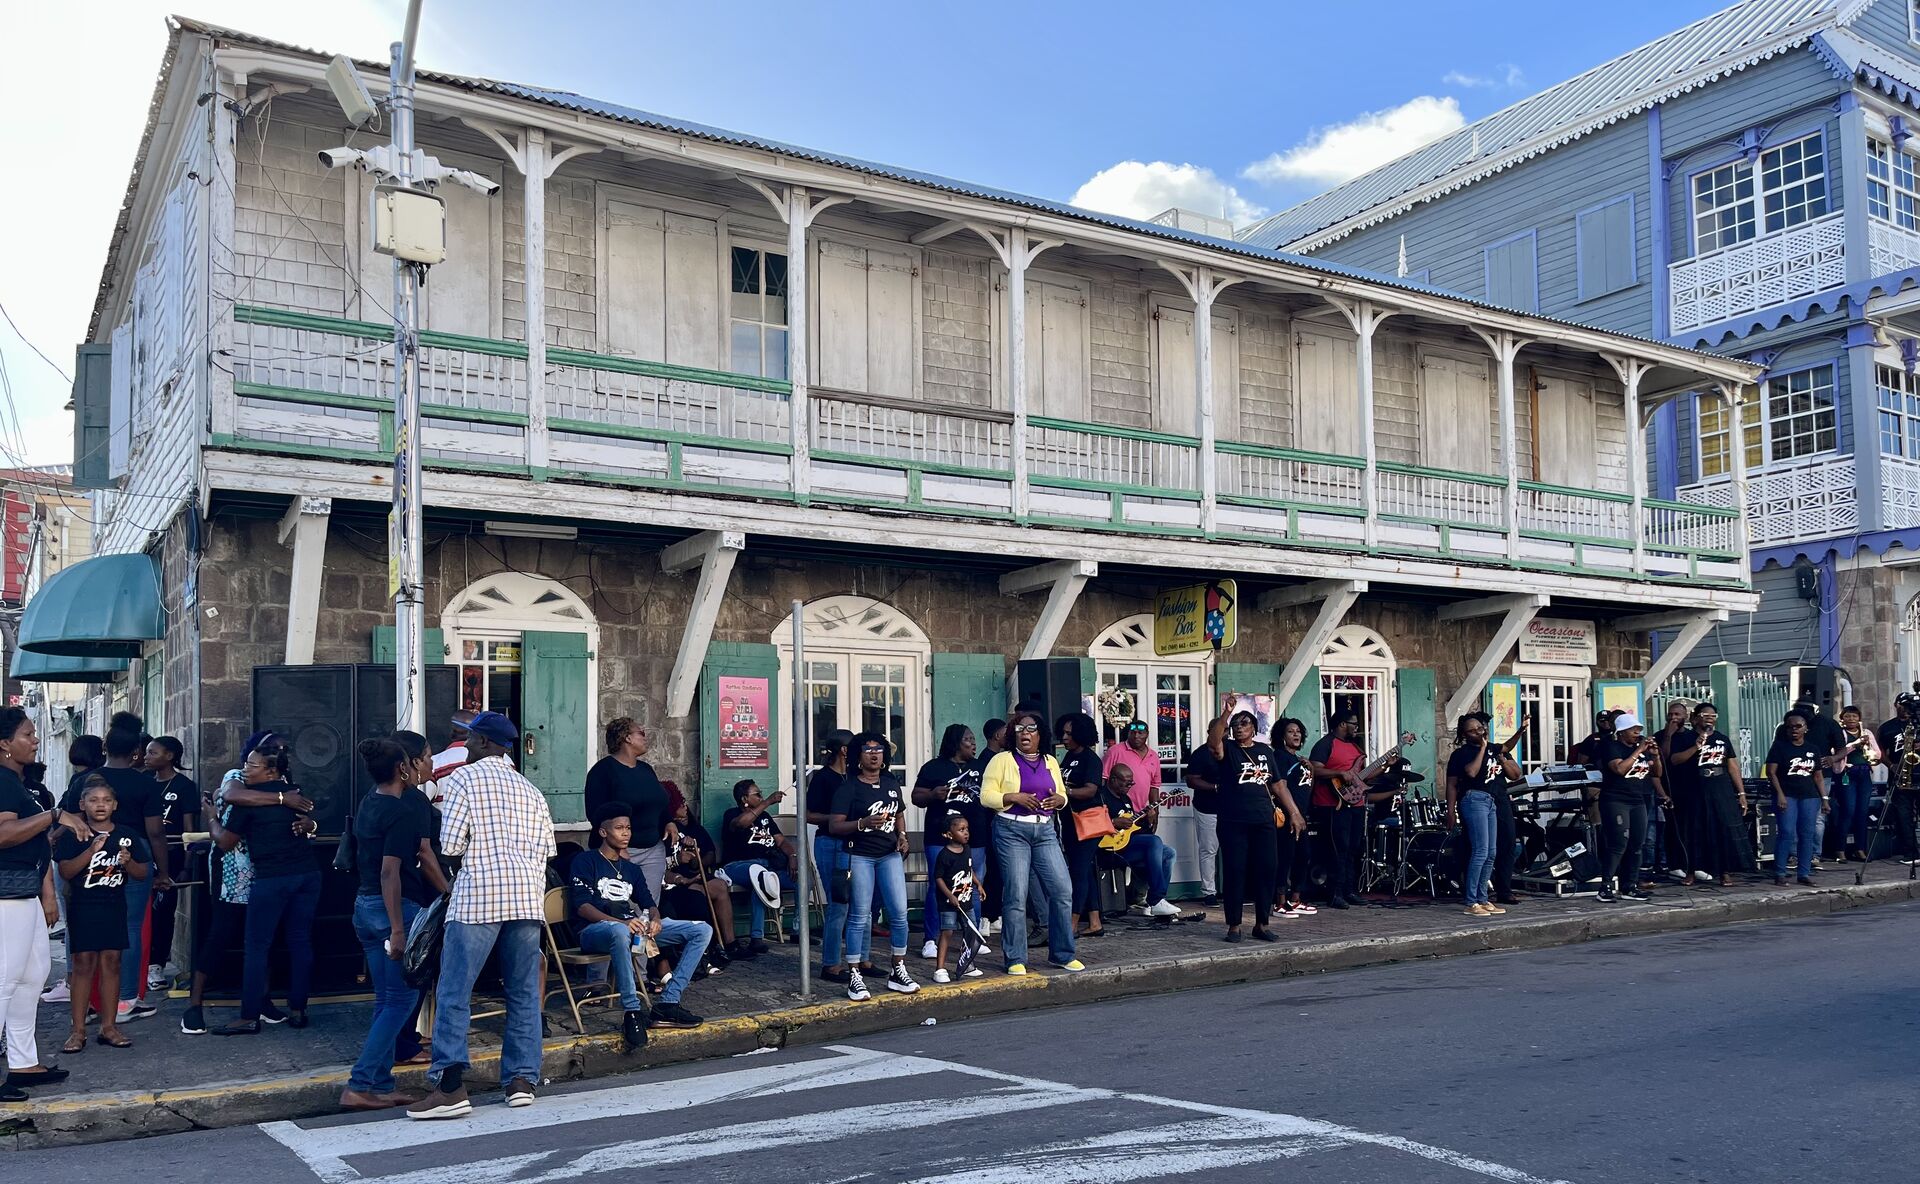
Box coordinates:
[1012,723,1039,733]
[859,745,887,754]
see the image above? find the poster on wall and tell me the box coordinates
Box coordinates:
[1486,678,1521,739]
[1219,690,1277,738]
[717,675,771,769]
[1596,679,1644,722]
[1518,618,1597,665]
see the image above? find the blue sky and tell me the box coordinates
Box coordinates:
[1,0,1742,465]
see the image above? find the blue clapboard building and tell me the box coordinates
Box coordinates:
[1246,0,1920,703]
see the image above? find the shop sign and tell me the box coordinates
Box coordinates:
[1518,617,1596,665]
[717,675,771,769]
[1154,579,1238,656]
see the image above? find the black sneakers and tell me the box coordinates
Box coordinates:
[622,1007,650,1050]
[650,1002,704,1028]
[1596,881,1619,903]
[179,1005,207,1035]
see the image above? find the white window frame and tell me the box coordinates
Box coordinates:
[1878,361,1920,460]
[1698,366,1839,477]
[1688,133,1829,254]
[772,596,931,804]
[1910,0,1920,44]
[1867,136,1920,230]
[726,239,791,380]
[1414,346,1495,474]
[1318,625,1398,758]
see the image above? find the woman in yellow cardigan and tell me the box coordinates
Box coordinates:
[981,711,1084,976]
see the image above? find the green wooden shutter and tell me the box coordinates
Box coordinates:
[370,626,447,664]
[71,344,113,490]
[1396,667,1437,797]
[700,643,781,828]
[1217,662,1282,738]
[932,653,1008,741]
[522,630,591,824]
[1283,665,1322,736]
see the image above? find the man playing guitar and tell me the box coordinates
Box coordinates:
[1308,711,1415,909]
[1096,763,1181,919]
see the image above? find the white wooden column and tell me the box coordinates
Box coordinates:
[522,130,550,476]
[1331,299,1400,549]
[1605,355,1655,575]
[278,496,332,665]
[1720,381,1754,575]
[740,181,850,504]
[662,530,747,718]
[463,120,600,477]
[1472,329,1530,562]
[1158,263,1242,535]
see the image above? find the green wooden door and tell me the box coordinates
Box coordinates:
[1283,665,1322,736]
[932,653,1008,740]
[370,626,447,664]
[1396,667,1437,796]
[522,630,591,824]
[700,643,781,828]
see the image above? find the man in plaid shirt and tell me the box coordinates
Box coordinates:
[410,712,556,1120]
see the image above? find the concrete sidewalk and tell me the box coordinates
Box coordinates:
[7,863,1919,1150]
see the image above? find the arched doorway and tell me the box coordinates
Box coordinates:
[442,572,599,816]
[773,595,931,795]
[1091,613,1213,885]
[1318,625,1398,756]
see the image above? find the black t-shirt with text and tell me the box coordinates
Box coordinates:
[805,767,844,820]
[720,806,784,866]
[915,757,989,850]
[1600,738,1656,801]
[1767,738,1823,800]
[1688,731,1736,785]
[61,765,163,832]
[0,766,49,877]
[1274,749,1313,811]
[567,848,657,925]
[1058,747,1105,814]
[52,825,149,915]
[151,773,198,836]
[931,845,977,908]
[353,787,436,905]
[227,802,315,879]
[1217,742,1281,826]
[1446,743,1511,797]
[830,775,906,858]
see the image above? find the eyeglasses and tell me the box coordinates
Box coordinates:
[859,745,887,754]
[1011,723,1039,733]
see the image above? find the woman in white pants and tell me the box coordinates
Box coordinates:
[0,706,71,1101]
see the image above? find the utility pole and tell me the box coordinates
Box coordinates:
[319,0,496,732]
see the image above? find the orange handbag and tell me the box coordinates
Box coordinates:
[1073,807,1117,841]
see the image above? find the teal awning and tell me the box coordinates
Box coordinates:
[18,553,164,658]
[7,647,131,684]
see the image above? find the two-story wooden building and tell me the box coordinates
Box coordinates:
[1247,0,1920,708]
[22,18,1757,877]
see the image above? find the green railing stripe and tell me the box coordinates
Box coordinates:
[1519,478,1633,505]
[1644,495,1740,519]
[234,380,528,427]
[813,449,1013,481]
[1028,416,1200,449]
[546,416,794,457]
[1214,440,1367,470]
[234,305,531,359]
[546,347,793,396]
[1030,474,1201,501]
[1376,460,1507,489]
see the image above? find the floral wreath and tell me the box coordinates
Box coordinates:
[1095,686,1137,729]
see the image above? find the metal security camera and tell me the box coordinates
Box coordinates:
[318,146,368,171]
[445,169,500,197]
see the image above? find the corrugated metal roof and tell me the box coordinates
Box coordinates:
[1239,0,1865,251]
[152,16,1754,366]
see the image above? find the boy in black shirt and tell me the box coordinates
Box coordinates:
[718,780,797,957]
[930,815,984,983]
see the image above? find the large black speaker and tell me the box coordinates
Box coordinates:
[1790,665,1847,717]
[252,665,355,836]
[252,663,460,836]
[1015,658,1084,736]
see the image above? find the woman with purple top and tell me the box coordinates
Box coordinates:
[980,710,1083,976]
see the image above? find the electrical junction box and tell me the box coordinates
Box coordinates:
[371,185,446,265]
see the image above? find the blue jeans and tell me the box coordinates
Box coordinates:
[1109,833,1175,903]
[241,870,320,1020]
[813,832,852,968]
[845,850,909,962]
[722,859,795,939]
[1832,767,1873,853]
[993,818,1075,968]
[122,872,153,1001]
[1460,790,1496,905]
[348,895,421,1093]
[1775,796,1822,878]
[923,847,987,943]
[577,917,712,1006]
[431,918,544,1088]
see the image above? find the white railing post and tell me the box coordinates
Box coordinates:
[1331,298,1399,550]
[1009,226,1031,519]
[522,129,550,477]
[1471,328,1528,561]
[1194,269,1219,534]
[1721,382,1754,575]
[786,187,811,503]
[1605,355,1653,574]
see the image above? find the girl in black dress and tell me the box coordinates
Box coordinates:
[53,777,150,1052]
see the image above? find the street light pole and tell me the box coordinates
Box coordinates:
[388,2,427,733]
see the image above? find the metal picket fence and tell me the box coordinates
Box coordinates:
[1737,672,1791,767]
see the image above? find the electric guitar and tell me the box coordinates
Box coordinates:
[1338,731,1419,806]
[1098,797,1159,852]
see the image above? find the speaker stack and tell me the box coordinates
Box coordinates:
[1015,657,1085,736]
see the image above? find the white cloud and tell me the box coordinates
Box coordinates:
[1068,161,1266,226]
[1243,96,1467,187]
[1442,64,1526,89]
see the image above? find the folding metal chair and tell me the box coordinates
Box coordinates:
[540,886,634,1034]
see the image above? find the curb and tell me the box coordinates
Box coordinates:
[8,877,1916,1149]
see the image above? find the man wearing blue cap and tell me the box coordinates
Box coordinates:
[409,711,555,1121]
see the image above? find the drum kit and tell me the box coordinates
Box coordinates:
[1362,764,1606,899]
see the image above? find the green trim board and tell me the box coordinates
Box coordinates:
[1395,667,1437,795]
[523,630,592,825]
[699,642,781,828]
[1028,416,1200,449]
[933,653,1009,741]
[370,626,448,664]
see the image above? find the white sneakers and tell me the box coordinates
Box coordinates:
[1146,899,1181,918]
[40,980,70,1004]
[920,941,938,958]
[933,968,952,983]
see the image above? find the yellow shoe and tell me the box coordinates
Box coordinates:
[1006,963,1028,976]
[1051,959,1086,972]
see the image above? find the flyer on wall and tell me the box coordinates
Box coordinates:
[717,675,771,768]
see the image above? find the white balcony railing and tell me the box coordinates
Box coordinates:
[1679,453,1855,545]
[224,305,1746,582]
[1669,211,1844,333]
[1869,216,1920,278]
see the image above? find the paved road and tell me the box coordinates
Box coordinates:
[14,901,1920,1182]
